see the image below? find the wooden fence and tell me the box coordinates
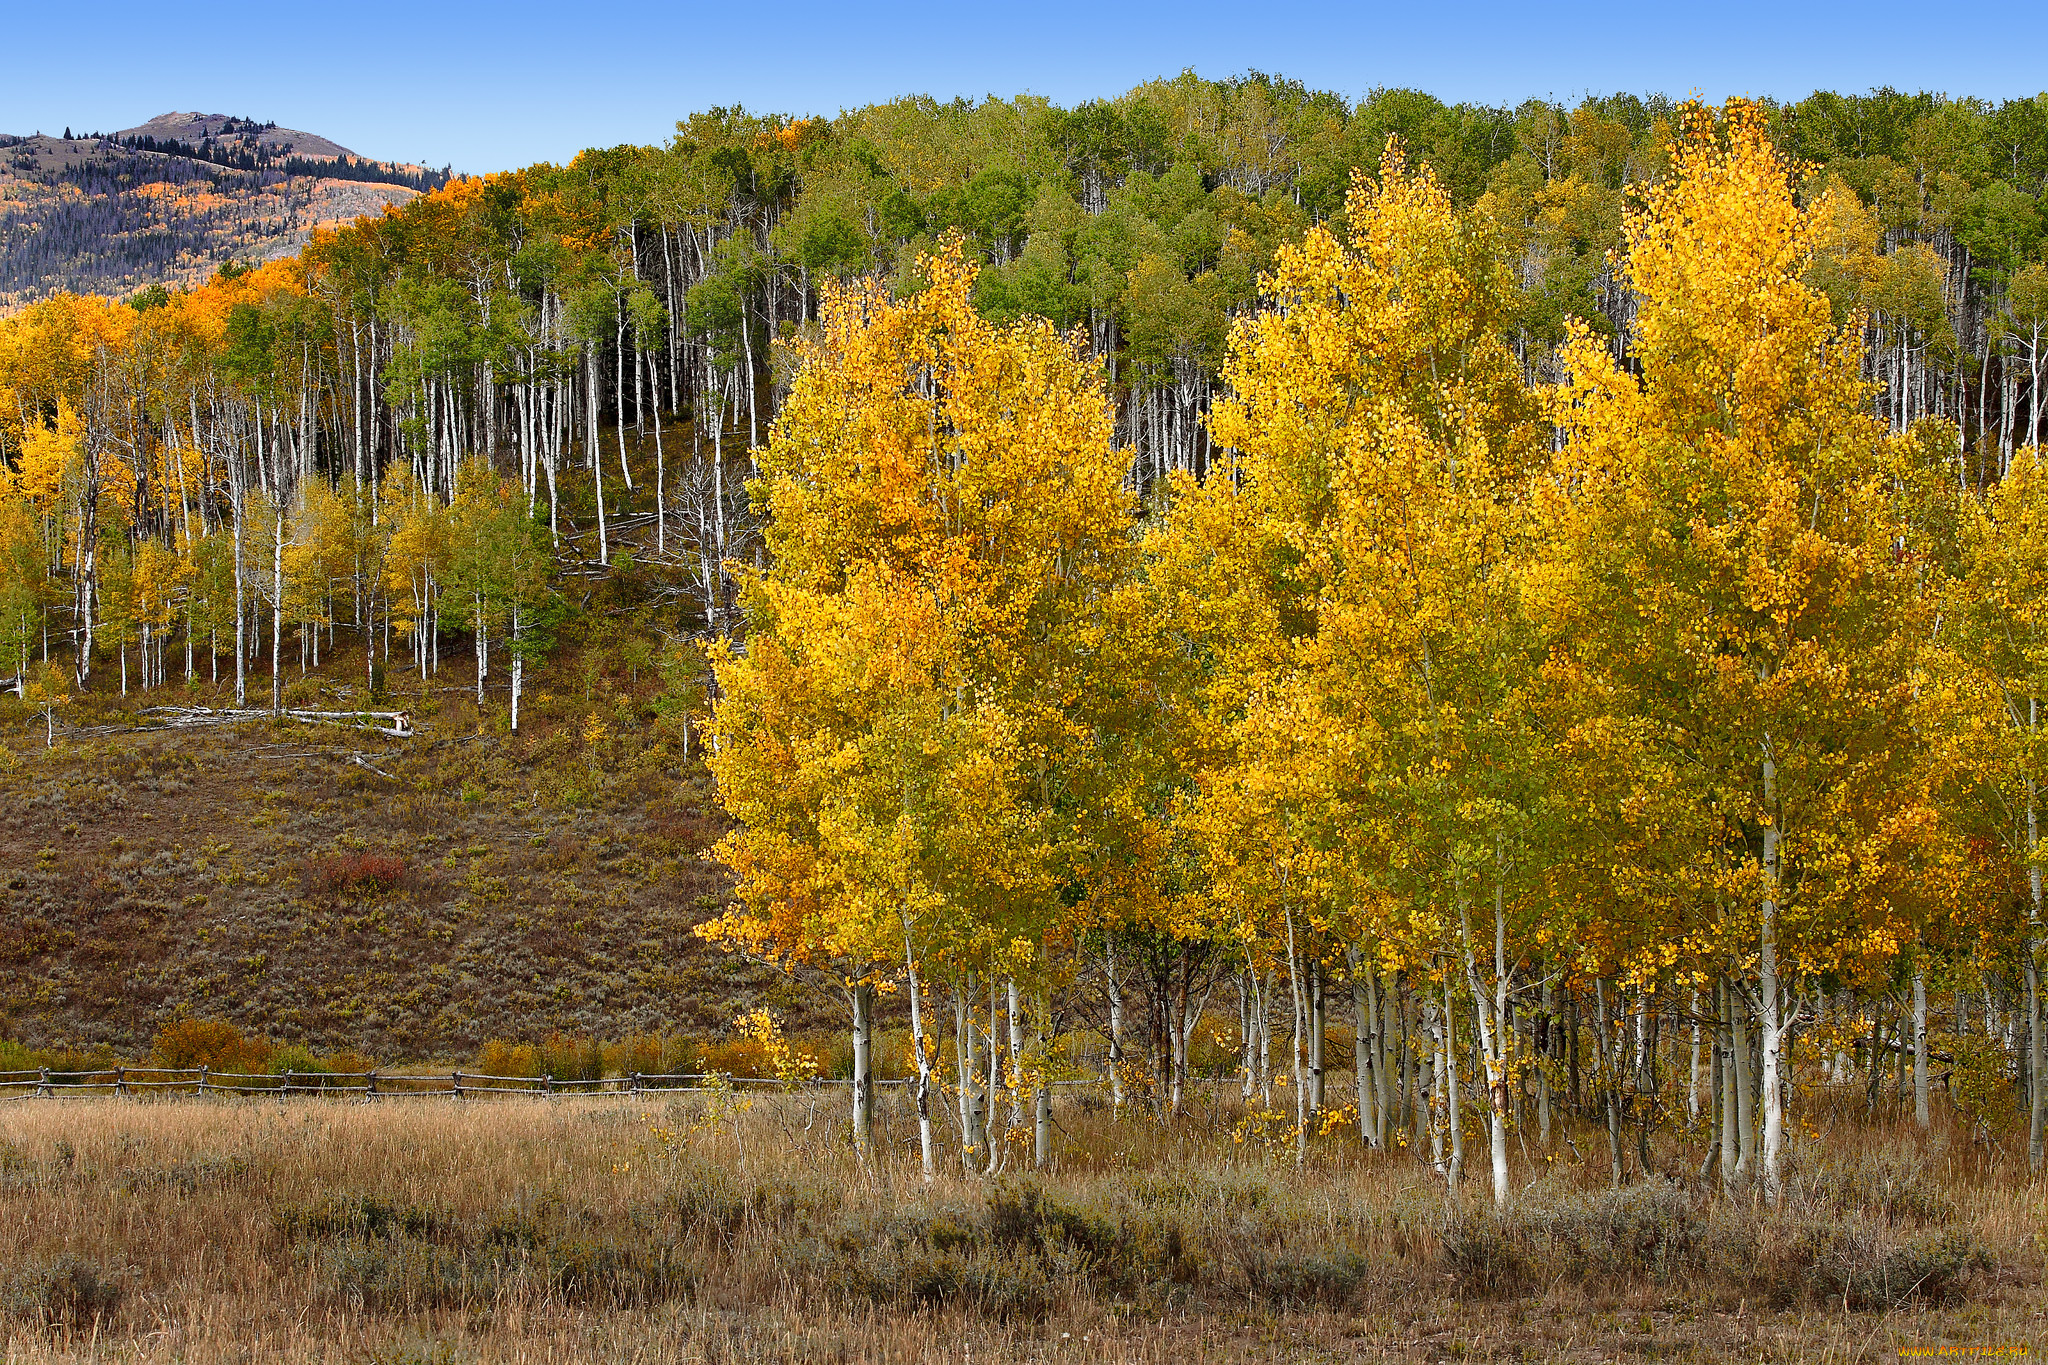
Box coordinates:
[0,1067,921,1100]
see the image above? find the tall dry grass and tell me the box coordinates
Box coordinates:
[1,1090,2042,1363]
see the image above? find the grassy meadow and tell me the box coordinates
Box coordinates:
[1,1090,2042,1363]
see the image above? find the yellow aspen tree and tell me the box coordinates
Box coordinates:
[1198,144,1547,1201]
[705,241,1130,1170]
[1530,102,1924,1204]
[132,538,192,691]
[0,494,52,682]
[1946,448,2048,1168]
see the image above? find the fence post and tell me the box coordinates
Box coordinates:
[199,1065,209,1096]
[630,1071,640,1097]
[115,1066,125,1097]
[451,1070,463,1100]
[283,1069,294,1097]
[367,1070,378,1099]
[37,1067,48,1098]
[544,1073,555,1099]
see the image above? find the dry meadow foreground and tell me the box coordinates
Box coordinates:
[0,1094,2043,1363]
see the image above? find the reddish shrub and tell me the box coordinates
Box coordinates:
[305,851,409,900]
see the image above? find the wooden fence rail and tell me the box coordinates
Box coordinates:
[0,1067,937,1100]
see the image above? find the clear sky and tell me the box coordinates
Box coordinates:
[6,0,2045,173]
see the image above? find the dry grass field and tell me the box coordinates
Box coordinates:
[1,1091,2042,1363]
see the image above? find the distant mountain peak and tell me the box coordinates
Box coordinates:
[116,111,358,161]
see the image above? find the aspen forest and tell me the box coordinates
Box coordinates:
[5,77,2048,1362]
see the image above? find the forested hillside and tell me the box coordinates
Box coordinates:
[0,114,447,307]
[4,79,2048,1197]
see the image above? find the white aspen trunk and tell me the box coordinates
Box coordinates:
[1006,980,1024,1133]
[1688,989,1703,1121]
[1169,976,1187,1119]
[1596,979,1624,1187]
[587,348,607,566]
[1730,982,1753,1185]
[1240,971,1256,1100]
[648,351,666,555]
[509,602,522,732]
[1308,966,1326,1117]
[985,976,1004,1175]
[850,982,874,1157]
[614,310,633,491]
[2029,698,2045,1171]
[1444,980,1464,1191]
[1034,993,1052,1171]
[1759,744,1787,1205]
[902,919,935,1180]
[1106,944,1125,1113]
[1425,996,1447,1175]
[956,979,986,1168]
[1373,965,1394,1146]
[1537,977,1553,1148]
[270,507,283,713]
[1407,987,1428,1158]
[1348,947,1378,1148]
[1460,882,1512,1207]
[711,366,725,626]
[1259,970,1273,1109]
[742,295,758,447]
[1913,953,1931,1129]
[1284,907,1307,1167]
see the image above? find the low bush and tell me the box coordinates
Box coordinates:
[277,1195,445,1243]
[790,1179,1209,1318]
[149,1017,273,1074]
[282,1190,692,1311]
[305,850,411,900]
[1442,1180,1706,1294]
[1439,1179,1995,1310]
[1765,1222,1994,1310]
[0,1255,123,1332]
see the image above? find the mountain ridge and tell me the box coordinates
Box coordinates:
[114,111,361,161]
[0,112,454,312]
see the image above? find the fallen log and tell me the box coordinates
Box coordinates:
[139,706,414,738]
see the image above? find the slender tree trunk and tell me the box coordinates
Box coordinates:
[1759,744,1787,1205]
[1284,907,1308,1167]
[587,348,607,566]
[1461,881,1513,1207]
[957,978,987,1169]
[1688,989,1703,1121]
[1349,947,1379,1148]
[1913,951,1931,1129]
[1718,983,1738,1192]
[270,506,283,713]
[1006,980,1024,1133]
[1034,992,1052,1170]
[509,599,523,731]
[1106,944,1126,1114]
[985,975,1004,1175]
[1731,982,1754,1186]
[850,982,874,1158]
[1308,963,1325,1117]
[2029,698,2046,1171]
[902,920,935,1180]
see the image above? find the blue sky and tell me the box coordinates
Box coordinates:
[6,0,2046,172]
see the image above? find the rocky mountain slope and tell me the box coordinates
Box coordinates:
[0,112,450,310]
